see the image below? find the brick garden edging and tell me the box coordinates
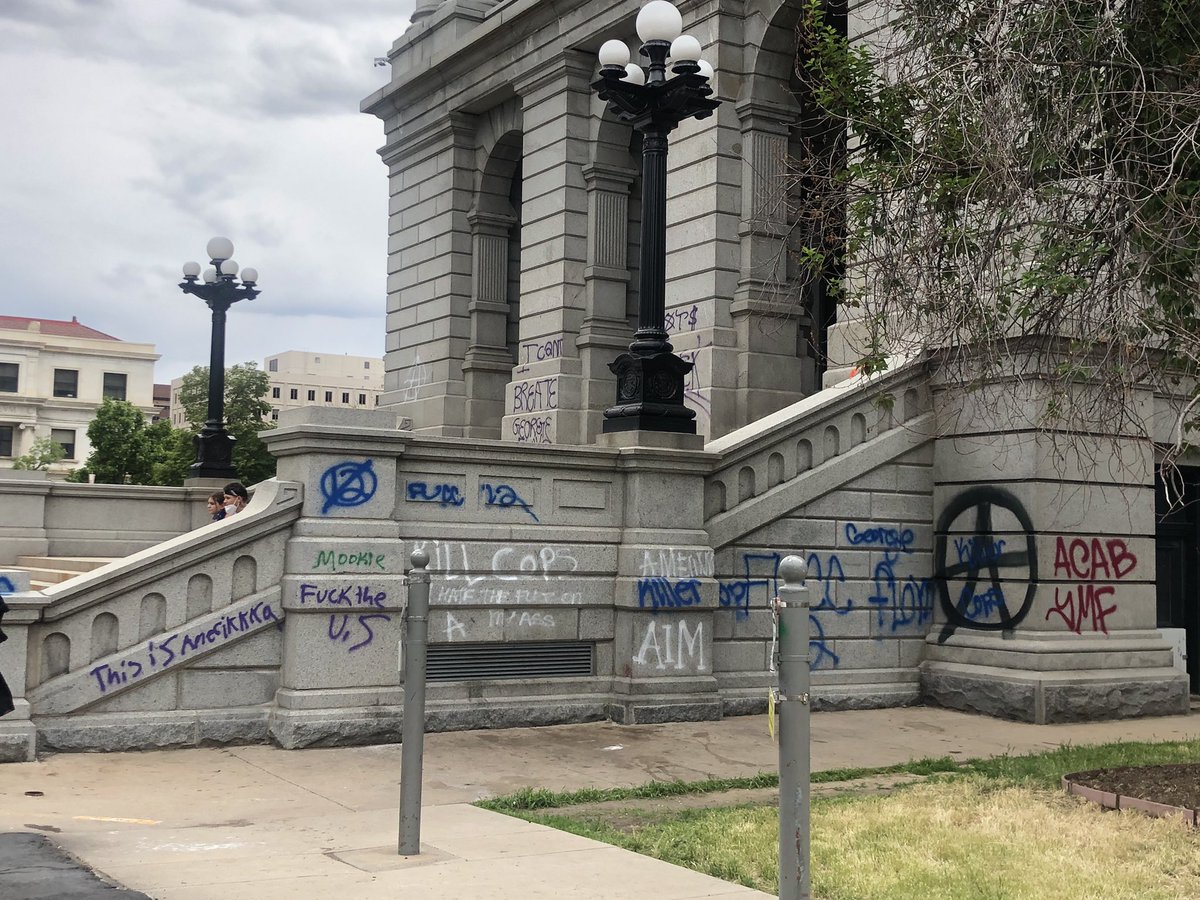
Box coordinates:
[1063,773,1199,827]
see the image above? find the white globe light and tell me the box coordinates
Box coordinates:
[598,40,630,67]
[202,267,217,284]
[220,259,239,276]
[206,236,234,260]
[636,0,683,42]
[182,261,201,278]
[623,63,646,85]
[670,34,702,62]
[241,267,259,284]
[698,59,715,82]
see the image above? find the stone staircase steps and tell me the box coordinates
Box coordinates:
[7,556,119,591]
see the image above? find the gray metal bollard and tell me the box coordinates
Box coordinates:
[777,554,811,900]
[398,549,430,855]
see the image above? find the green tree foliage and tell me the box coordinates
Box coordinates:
[176,362,276,483]
[789,0,1200,446]
[11,436,67,471]
[146,420,195,487]
[83,398,156,484]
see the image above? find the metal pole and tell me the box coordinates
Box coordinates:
[777,554,811,900]
[398,548,430,855]
[206,302,227,430]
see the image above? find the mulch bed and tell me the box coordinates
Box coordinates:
[1067,764,1200,818]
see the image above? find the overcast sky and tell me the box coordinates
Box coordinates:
[0,0,414,382]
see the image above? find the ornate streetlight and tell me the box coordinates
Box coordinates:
[178,237,260,479]
[593,0,719,434]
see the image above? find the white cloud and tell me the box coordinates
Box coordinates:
[0,0,412,381]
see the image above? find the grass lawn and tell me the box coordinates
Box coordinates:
[479,739,1200,899]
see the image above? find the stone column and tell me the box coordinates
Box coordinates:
[501,51,594,446]
[265,407,410,748]
[920,375,1187,723]
[0,570,38,761]
[380,111,477,435]
[578,162,636,443]
[604,439,722,723]
[464,209,518,438]
[731,98,811,425]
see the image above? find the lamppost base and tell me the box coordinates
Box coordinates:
[602,351,697,435]
[189,428,239,481]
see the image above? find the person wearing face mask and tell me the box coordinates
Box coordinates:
[223,482,250,516]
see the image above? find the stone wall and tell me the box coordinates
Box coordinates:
[0,471,212,564]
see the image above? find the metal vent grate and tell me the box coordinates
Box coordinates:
[426,641,593,681]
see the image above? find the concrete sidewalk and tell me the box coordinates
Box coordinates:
[1,706,1197,899]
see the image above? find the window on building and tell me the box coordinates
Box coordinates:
[272,387,280,399]
[364,361,370,369]
[52,369,78,398]
[315,356,321,363]
[50,428,75,460]
[358,393,366,405]
[102,372,127,401]
[325,391,333,403]
[0,363,17,393]
[271,409,279,421]
[289,388,298,400]
[307,390,315,401]
[375,395,379,406]
[0,424,12,456]
[268,358,278,372]
[342,392,350,404]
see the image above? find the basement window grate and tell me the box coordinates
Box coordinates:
[426,641,593,681]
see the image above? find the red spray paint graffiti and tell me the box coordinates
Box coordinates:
[1046,537,1137,634]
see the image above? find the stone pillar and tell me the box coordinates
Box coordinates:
[464,209,518,438]
[920,376,1188,722]
[501,51,594,446]
[380,111,477,435]
[731,98,811,424]
[0,471,50,564]
[578,162,636,443]
[265,408,410,748]
[0,570,38,761]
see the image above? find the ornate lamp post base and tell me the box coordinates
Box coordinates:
[603,351,697,434]
[189,425,239,480]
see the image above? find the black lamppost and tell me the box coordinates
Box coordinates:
[178,236,260,479]
[593,0,719,434]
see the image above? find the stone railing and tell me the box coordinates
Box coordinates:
[704,359,935,548]
[4,479,302,754]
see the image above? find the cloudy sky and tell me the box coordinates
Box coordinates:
[0,0,414,382]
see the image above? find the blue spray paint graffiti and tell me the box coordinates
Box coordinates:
[807,553,849,613]
[638,577,703,611]
[480,483,539,523]
[718,552,782,621]
[406,482,465,507]
[809,614,840,670]
[319,460,378,515]
[0,576,14,594]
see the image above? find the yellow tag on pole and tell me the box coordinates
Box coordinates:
[768,689,776,739]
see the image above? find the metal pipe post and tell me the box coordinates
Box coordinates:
[398,549,431,855]
[777,554,811,900]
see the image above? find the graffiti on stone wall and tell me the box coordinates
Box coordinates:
[934,486,1037,643]
[520,338,564,365]
[319,460,378,515]
[718,551,781,621]
[640,548,714,579]
[412,540,581,587]
[89,600,282,694]
[443,609,558,641]
[0,576,13,595]
[512,377,558,413]
[664,305,699,334]
[632,619,705,672]
[407,481,466,507]
[327,613,391,651]
[400,354,431,402]
[1045,537,1135,634]
[481,483,539,522]
[312,549,387,572]
[511,415,553,444]
[637,577,703,611]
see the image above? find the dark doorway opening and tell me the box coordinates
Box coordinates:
[1155,465,1200,693]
